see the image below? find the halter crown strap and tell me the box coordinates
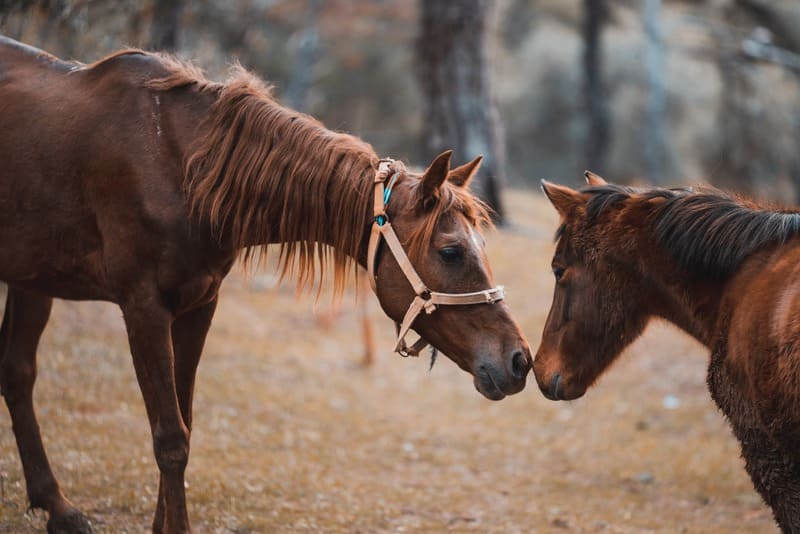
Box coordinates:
[367,158,505,358]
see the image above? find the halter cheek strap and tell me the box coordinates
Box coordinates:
[367,158,505,358]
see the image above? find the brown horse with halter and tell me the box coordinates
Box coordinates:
[0,37,532,532]
[535,171,800,532]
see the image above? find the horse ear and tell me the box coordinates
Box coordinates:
[421,150,452,199]
[584,170,607,186]
[448,155,483,188]
[541,180,582,217]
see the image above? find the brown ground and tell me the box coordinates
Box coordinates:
[0,190,776,533]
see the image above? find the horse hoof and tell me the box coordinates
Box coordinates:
[46,509,93,534]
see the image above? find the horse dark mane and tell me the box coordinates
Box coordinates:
[582,183,800,278]
[129,52,489,295]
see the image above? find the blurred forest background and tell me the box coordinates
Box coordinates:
[0,2,797,530]
[1,0,799,210]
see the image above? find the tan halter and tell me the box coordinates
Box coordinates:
[367,158,505,358]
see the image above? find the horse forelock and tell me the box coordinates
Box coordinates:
[579,183,800,279]
[403,177,493,262]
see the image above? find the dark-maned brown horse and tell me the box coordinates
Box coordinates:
[0,37,532,533]
[535,171,800,532]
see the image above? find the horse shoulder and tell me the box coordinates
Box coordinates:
[722,242,800,429]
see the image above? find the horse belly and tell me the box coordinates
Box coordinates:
[0,220,110,301]
[0,156,109,299]
[0,66,112,298]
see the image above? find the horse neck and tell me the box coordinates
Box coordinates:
[238,152,376,262]
[633,229,726,347]
[182,82,379,291]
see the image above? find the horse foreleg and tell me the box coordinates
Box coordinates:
[739,433,800,533]
[708,351,800,532]
[152,299,217,533]
[123,303,191,534]
[0,288,91,533]
[751,401,800,531]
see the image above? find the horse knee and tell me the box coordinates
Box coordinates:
[153,427,190,473]
[0,359,36,404]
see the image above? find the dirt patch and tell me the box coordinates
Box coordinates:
[0,190,775,532]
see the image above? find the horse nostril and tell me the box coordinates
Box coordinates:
[550,372,563,400]
[511,350,531,380]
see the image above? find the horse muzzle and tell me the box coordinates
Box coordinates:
[473,349,531,401]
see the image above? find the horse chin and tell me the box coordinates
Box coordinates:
[553,382,586,402]
[557,389,586,401]
[473,371,507,401]
[537,373,586,401]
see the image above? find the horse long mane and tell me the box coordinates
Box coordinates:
[136,55,490,295]
[150,63,379,295]
[583,184,800,278]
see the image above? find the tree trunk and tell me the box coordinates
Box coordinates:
[150,0,182,51]
[415,0,506,223]
[285,0,321,112]
[736,0,800,53]
[735,0,800,198]
[643,0,666,184]
[582,0,610,176]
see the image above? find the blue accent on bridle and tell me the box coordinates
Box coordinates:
[376,173,399,227]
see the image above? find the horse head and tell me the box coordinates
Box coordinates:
[370,151,531,400]
[534,173,649,401]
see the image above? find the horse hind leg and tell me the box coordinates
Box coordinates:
[0,288,92,533]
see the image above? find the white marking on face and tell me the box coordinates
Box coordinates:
[468,225,481,253]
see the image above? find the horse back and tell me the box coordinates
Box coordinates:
[0,37,218,304]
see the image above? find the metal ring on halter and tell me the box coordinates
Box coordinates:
[366,158,506,358]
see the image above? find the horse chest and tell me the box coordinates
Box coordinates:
[707,342,786,451]
[707,351,755,436]
[162,273,223,314]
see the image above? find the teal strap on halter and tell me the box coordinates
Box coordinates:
[376,173,400,227]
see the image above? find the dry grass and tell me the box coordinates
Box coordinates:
[0,190,776,533]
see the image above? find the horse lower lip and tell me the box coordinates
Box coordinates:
[477,371,506,400]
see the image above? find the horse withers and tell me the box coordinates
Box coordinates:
[534,171,800,532]
[0,37,531,533]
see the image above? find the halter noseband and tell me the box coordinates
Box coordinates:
[366,158,505,358]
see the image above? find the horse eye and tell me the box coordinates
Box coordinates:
[438,246,463,264]
[553,267,565,281]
